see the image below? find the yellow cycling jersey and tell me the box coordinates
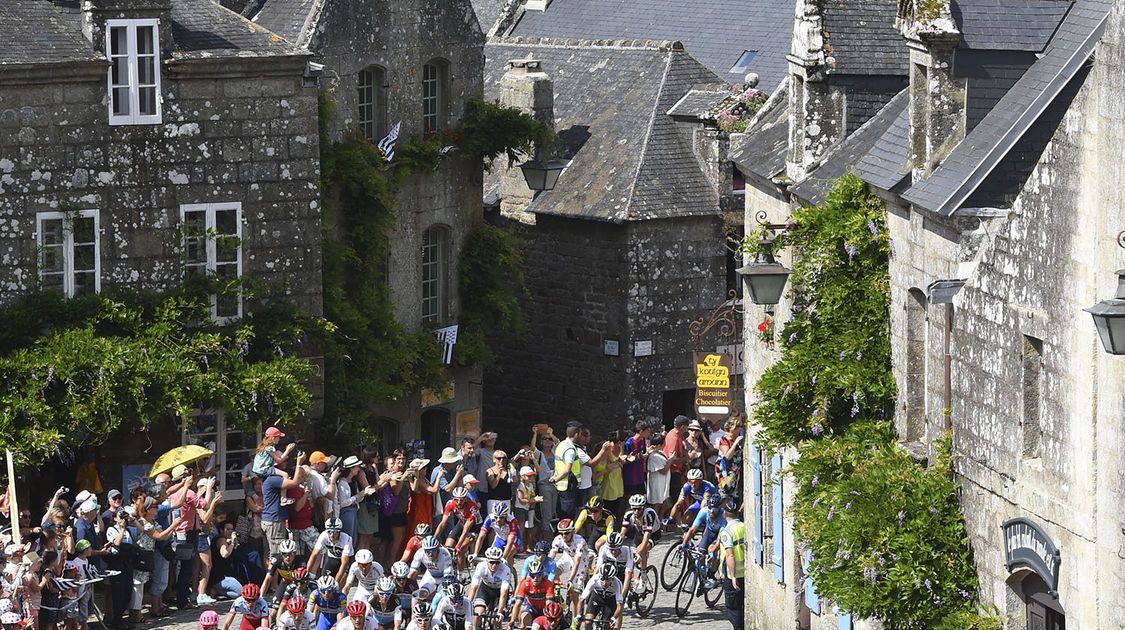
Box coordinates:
[574,509,615,536]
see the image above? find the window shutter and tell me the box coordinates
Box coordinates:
[751,445,763,565]
[804,549,820,613]
[771,453,784,582]
[838,611,852,630]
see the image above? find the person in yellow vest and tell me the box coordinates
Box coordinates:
[719,499,745,630]
[548,425,584,519]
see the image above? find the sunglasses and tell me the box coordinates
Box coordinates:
[327,529,341,534]
[488,560,501,565]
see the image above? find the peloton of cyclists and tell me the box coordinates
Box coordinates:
[667,469,717,527]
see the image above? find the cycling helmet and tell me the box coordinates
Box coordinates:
[707,494,723,509]
[606,532,624,549]
[532,541,550,555]
[686,469,704,481]
[451,487,469,500]
[491,501,511,518]
[422,535,440,552]
[287,598,307,614]
[526,557,544,576]
[377,577,395,595]
[355,549,374,564]
[413,602,434,620]
[544,601,564,620]
[446,582,465,601]
[599,564,617,581]
[199,610,219,626]
[316,575,338,592]
[415,523,433,537]
[278,539,298,555]
[347,600,367,616]
[629,494,646,508]
[293,567,309,581]
[325,517,343,531]
[557,518,575,533]
[391,561,410,579]
[586,496,604,511]
[483,547,503,562]
[241,583,260,600]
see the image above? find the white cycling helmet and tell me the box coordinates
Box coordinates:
[413,602,433,620]
[422,535,440,552]
[325,517,344,531]
[278,539,298,555]
[391,561,410,579]
[686,468,704,481]
[629,494,646,508]
[451,487,469,499]
[377,577,395,595]
[355,549,374,564]
[483,547,503,562]
[606,532,625,549]
[317,575,338,592]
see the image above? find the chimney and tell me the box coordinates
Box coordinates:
[82,0,172,50]
[900,0,966,175]
[785,0,846,181]
[498,58,554,224]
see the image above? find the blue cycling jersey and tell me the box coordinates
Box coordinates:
[680,481,718,504]
[692,508,724,533]
[312,589,346,616]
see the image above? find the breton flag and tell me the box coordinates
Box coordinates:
[440,145,456,154]
[377,121,401,162]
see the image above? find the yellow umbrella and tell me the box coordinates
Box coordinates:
[149,444,214,478]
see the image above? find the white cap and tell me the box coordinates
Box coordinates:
[78,500,99,514]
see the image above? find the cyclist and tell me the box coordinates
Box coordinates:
[400,524,435,566]
[592,533,633,600]
[279,567,315,612]
[263,539,305,626]
[310,575,347,630]
[620,494,661,570]
[472,502,520,567]
[220,583,269,630]
[579,564,622,630]
[512,557,555,629]
[432,582,473,630]
[668,469,717,526]
[434,487,482,570]
[345,549,386,603]
[369,577,405,630]
[573,496,615,550]
[681,494,724,584]
[468,547,511,630]
[337,600,378,630]
[404,602,434,630]
[408,536,455,602]
[519,541,557,582]
[277,597,315,630]
[528,601,567,630]
[199,610,220,630]
[389,562,419,616]
[547,519,587,623]
[308,518,355,585]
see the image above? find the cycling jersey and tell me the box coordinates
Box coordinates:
[580,576,623,605]
[622,508,660,533]
[443,499,482,524]
[519,556,557,581]
[403,535,423,560]
[313,531,355,561]
[574,510,615,537]
[277,609,315,630]
[594,545,633,576]
[692,508,725,534]
[479,514,520,544]
[392,578,418,611]
[432,594,473,626]
[268,555,306,584]
[410,547,455,579]
[530,615,561,630]
[228,596,269,630]
[336,613,379,630]
[678,481,718,506]
[369,597,403,628]
[549,533,588,558]
[345,562,386,595]
[311,588,347,616]
[515,577,555,611]
[470,559,512,588]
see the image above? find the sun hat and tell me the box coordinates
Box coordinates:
[341,456,361,469]
[438,448,461,464]
[170,464,189,480]
[78,500,99,514]
[408,458,431,470]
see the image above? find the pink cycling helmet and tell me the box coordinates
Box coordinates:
[199,610,219,626]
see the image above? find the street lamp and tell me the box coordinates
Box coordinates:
[737,243,790,306]
[1085,269,1125,354]
[519,149,566,192]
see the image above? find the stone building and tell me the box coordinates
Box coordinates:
[254,0,487,450]
[736,0,1124,625]
[0,0,322,499]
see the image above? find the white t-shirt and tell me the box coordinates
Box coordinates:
[308,469,330,500]
[313,531,354,560]
[576,447,593,490]
[277,609,315,630]
[646,451,670,504]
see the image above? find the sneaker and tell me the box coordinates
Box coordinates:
[196,594,217,605]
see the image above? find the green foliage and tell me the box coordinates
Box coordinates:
[746,174,895,449]
[454,223,527,366]
[0,289,327,466]
[455,97,556,168]
[747,174,983,628]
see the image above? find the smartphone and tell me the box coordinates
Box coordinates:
[172,508,182,520]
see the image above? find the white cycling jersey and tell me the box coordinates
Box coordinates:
[277,609,315,630]
[411,547,455,579]
[470,559,512,588]
[594,545,633,575]
[580,576,623,604]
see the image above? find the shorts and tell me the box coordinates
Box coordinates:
[491,532,521,550]
[417,572,446,599]
[583,593,616,619]
[262,519,290,557]
[513,507,532,528]
[293,526,320,556]
[357,504,379,536]
[196,535,212,553]
[522,601,545,617]
[441,521,466,543]
[270,583,292,608]
[65,591,91,620]
[700,527,718,551]
[473,582,500,608]
[389,512,408,528]
[624,524,660,547]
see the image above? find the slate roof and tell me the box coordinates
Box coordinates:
[852,96,911,191]
[0,1,100,65]
[728,81,790,181]
[667,87,731,121]
[471,0,508,35]
[170,0,306,58]
[821,0,909,76]
[484,40,722,222]
[952,0,1072,51]
[505,0,795,90]
[792,88,909,204]
[902,0,1110,215]
[254,0,320,45]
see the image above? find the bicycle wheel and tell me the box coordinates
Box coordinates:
[704,571,723,608]
[637,566,658,617]
[675,566,697,617]
[660,545,687,591]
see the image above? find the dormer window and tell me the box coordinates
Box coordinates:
[107,19,162,125]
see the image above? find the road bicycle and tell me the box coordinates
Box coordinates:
[673,544,722,617]
[624,561,657,618]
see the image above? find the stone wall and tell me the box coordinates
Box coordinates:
[0,57,323,315]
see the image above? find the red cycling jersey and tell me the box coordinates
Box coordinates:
[443,499,482,524]
[531,615,559,630]
[516,577,555,609]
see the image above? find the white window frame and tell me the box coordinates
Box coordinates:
[421,225,450,325]
[422,61,445,133]
[106,18,162,126]
[180,202,243,322]
[36,210,100,298]
[180,410,260,502]
[358,66,388,142]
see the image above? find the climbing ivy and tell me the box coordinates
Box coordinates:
[746,175,997,629]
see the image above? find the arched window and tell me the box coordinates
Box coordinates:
[421,225,450,324]
[422,59,448,132]
[358,65,388,142]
